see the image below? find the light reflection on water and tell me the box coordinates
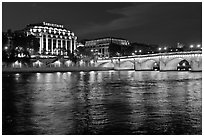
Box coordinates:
[2,71,202,135]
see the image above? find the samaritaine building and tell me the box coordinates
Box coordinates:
[85,37,130,57]
[22,22,77,55]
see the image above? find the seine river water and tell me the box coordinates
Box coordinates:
[2,71,202,135]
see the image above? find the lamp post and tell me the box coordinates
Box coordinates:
[139,50,142,54]
[190,45,194,51]
[197,44,201,50]
[135,50,138,55]
[164,47,167,52]
[158,47,162,53]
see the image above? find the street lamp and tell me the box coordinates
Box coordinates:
[4,46,8,50]
[158,47,162,53]
[139,50,142,53]
[197,44,201,48]
[164,47,167,50]
[190,45,194,48]
[182,62,186,66]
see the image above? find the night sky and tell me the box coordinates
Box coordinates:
[2,2,202,46]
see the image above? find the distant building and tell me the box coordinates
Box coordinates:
[76,42,85,48]
[19,22,77,55]
[84,37,130,57]
[2,29,13,50]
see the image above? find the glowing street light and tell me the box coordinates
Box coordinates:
[158,47,162,51]
[139,50,142,53]
[190,45,194,48]
[4,46,8,50]
[164,47,167,50]
[135,50,138,53]
[197,44,201,48]
[182,62,186,66]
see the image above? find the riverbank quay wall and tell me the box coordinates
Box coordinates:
[95,51,202,71]
[2,51,202,73]
[2,66,113,73]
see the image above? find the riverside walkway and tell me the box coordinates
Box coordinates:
[2,66,113,73]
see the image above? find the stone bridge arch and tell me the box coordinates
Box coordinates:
[97,62,114,68]
[141,59,159,70]
[161,57,191,71]
[115,60,135,70]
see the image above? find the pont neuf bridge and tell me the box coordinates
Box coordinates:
[94,51,202,71]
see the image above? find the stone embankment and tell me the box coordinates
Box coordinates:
[2,67,114,73]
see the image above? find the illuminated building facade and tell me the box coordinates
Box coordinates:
[22,22,77,55]
[85,37,130,57]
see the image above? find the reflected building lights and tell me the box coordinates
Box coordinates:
[67,72,71,75]
[15,73,20,81]
[97,72,103,83]
[80,71,84,74]
[36,73,41,80]
[89,71,95,84]
[57,72,61,76]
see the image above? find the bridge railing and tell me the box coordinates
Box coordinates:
[97,51,202,61]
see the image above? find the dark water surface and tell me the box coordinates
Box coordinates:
[2,71,202,135]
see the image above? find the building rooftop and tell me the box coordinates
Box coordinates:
[26,22,65,29]
[85,37,129,42]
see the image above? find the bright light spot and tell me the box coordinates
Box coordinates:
[90,60,94,64]
[57,72,61,75]
[90,71,95,74]
[190,45,194,48]
[178,68,180,71]
[55,60,61,67]
[189,68,192,71]
[197,44,201,48]
[4,46,8,50]
[164,47,167,50]
[15,73,20,76]
[108,70,115,73]
[80,71,84,74]
[135,50,137,53]
[182,63,186,66]
[158,47,162,51]
[67,72,71,75]
[79,60,84,66]
[139,50,142,53]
